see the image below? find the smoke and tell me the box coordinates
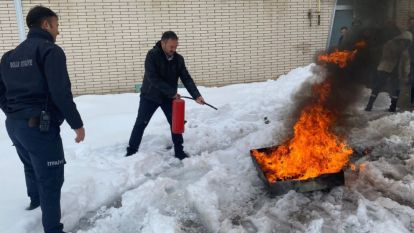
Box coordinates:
[278,0,409,139]
[325,0,405,123]
[353,0,396,28]
[286,62,367,134]
[328,0,407,108]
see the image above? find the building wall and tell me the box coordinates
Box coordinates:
[0,2,20,56]
[396,0,414,29]
[1,0,336,95]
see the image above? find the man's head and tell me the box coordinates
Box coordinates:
[161,31,179,57]
[340,26,348,36]
[26,6,59,41]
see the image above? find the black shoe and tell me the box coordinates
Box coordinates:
[25,200,40,211]
[365,95,377,112]
[175,151,189,160]
[388,107,397,112]
[388,104,397,112]
[388,98,398,112]
[125,147,137,157]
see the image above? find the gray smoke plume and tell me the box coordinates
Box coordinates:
[287,0,409,134]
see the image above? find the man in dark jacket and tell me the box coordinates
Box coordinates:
[0,6,85,233]
[126,31,205,159]
[365,31,412,112]
[337,26,349,48]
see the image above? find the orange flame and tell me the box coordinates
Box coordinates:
[350,163,357,171]
[318,41,367,68]
[349,163,367,173]
[355,40,367,49]
[251,42,366,183]
[318,49,357,68]
[252,81,353,183]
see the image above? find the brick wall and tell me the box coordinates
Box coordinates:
[2,0,336,95]
[396,0,414,29]
[0,2,19,57]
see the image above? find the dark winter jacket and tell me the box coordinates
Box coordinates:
[0,28,83,129]
[140,41,201,104]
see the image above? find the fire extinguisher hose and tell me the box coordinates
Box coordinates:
[181,96,218,110]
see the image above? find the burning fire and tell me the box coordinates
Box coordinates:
[349,163,367,172]
[251,43,368,183]
[350,163,357,171]
[318,40,367,68]
[252,81,353,183]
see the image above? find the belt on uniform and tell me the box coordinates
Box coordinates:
[28,117,40,127]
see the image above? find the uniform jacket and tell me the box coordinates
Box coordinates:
[140,41,201,104]
[0,28,83,129]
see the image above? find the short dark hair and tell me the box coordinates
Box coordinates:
[340,26,348,31]
[161,31,178,41]
[26,5,58,28]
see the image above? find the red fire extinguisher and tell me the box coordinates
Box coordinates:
[172,98,185,134]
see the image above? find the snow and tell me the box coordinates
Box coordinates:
[1,64,414,233]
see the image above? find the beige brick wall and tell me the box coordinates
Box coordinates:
[0,2,20,57]
[396,0,414,29]
[2,0,336,95]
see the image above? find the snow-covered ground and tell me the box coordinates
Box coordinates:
[1,64,414,233]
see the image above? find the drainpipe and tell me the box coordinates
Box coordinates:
[13,0,26,42]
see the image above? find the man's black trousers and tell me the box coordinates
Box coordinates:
[5,118,65,233]
[128,97,184,154]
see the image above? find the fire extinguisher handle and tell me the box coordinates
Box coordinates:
[181,96,218,110]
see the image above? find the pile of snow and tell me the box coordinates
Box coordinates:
[1,64,414,233]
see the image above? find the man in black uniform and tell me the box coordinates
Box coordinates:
[126,31,205,159]
[0,6,85,233]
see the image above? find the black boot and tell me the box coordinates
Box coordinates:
[25,199,40,211]
[388,98,398,112]
[175,151,189,160]
[174,146,189,160]
[125,147,137,157]
[365,95,377,111]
